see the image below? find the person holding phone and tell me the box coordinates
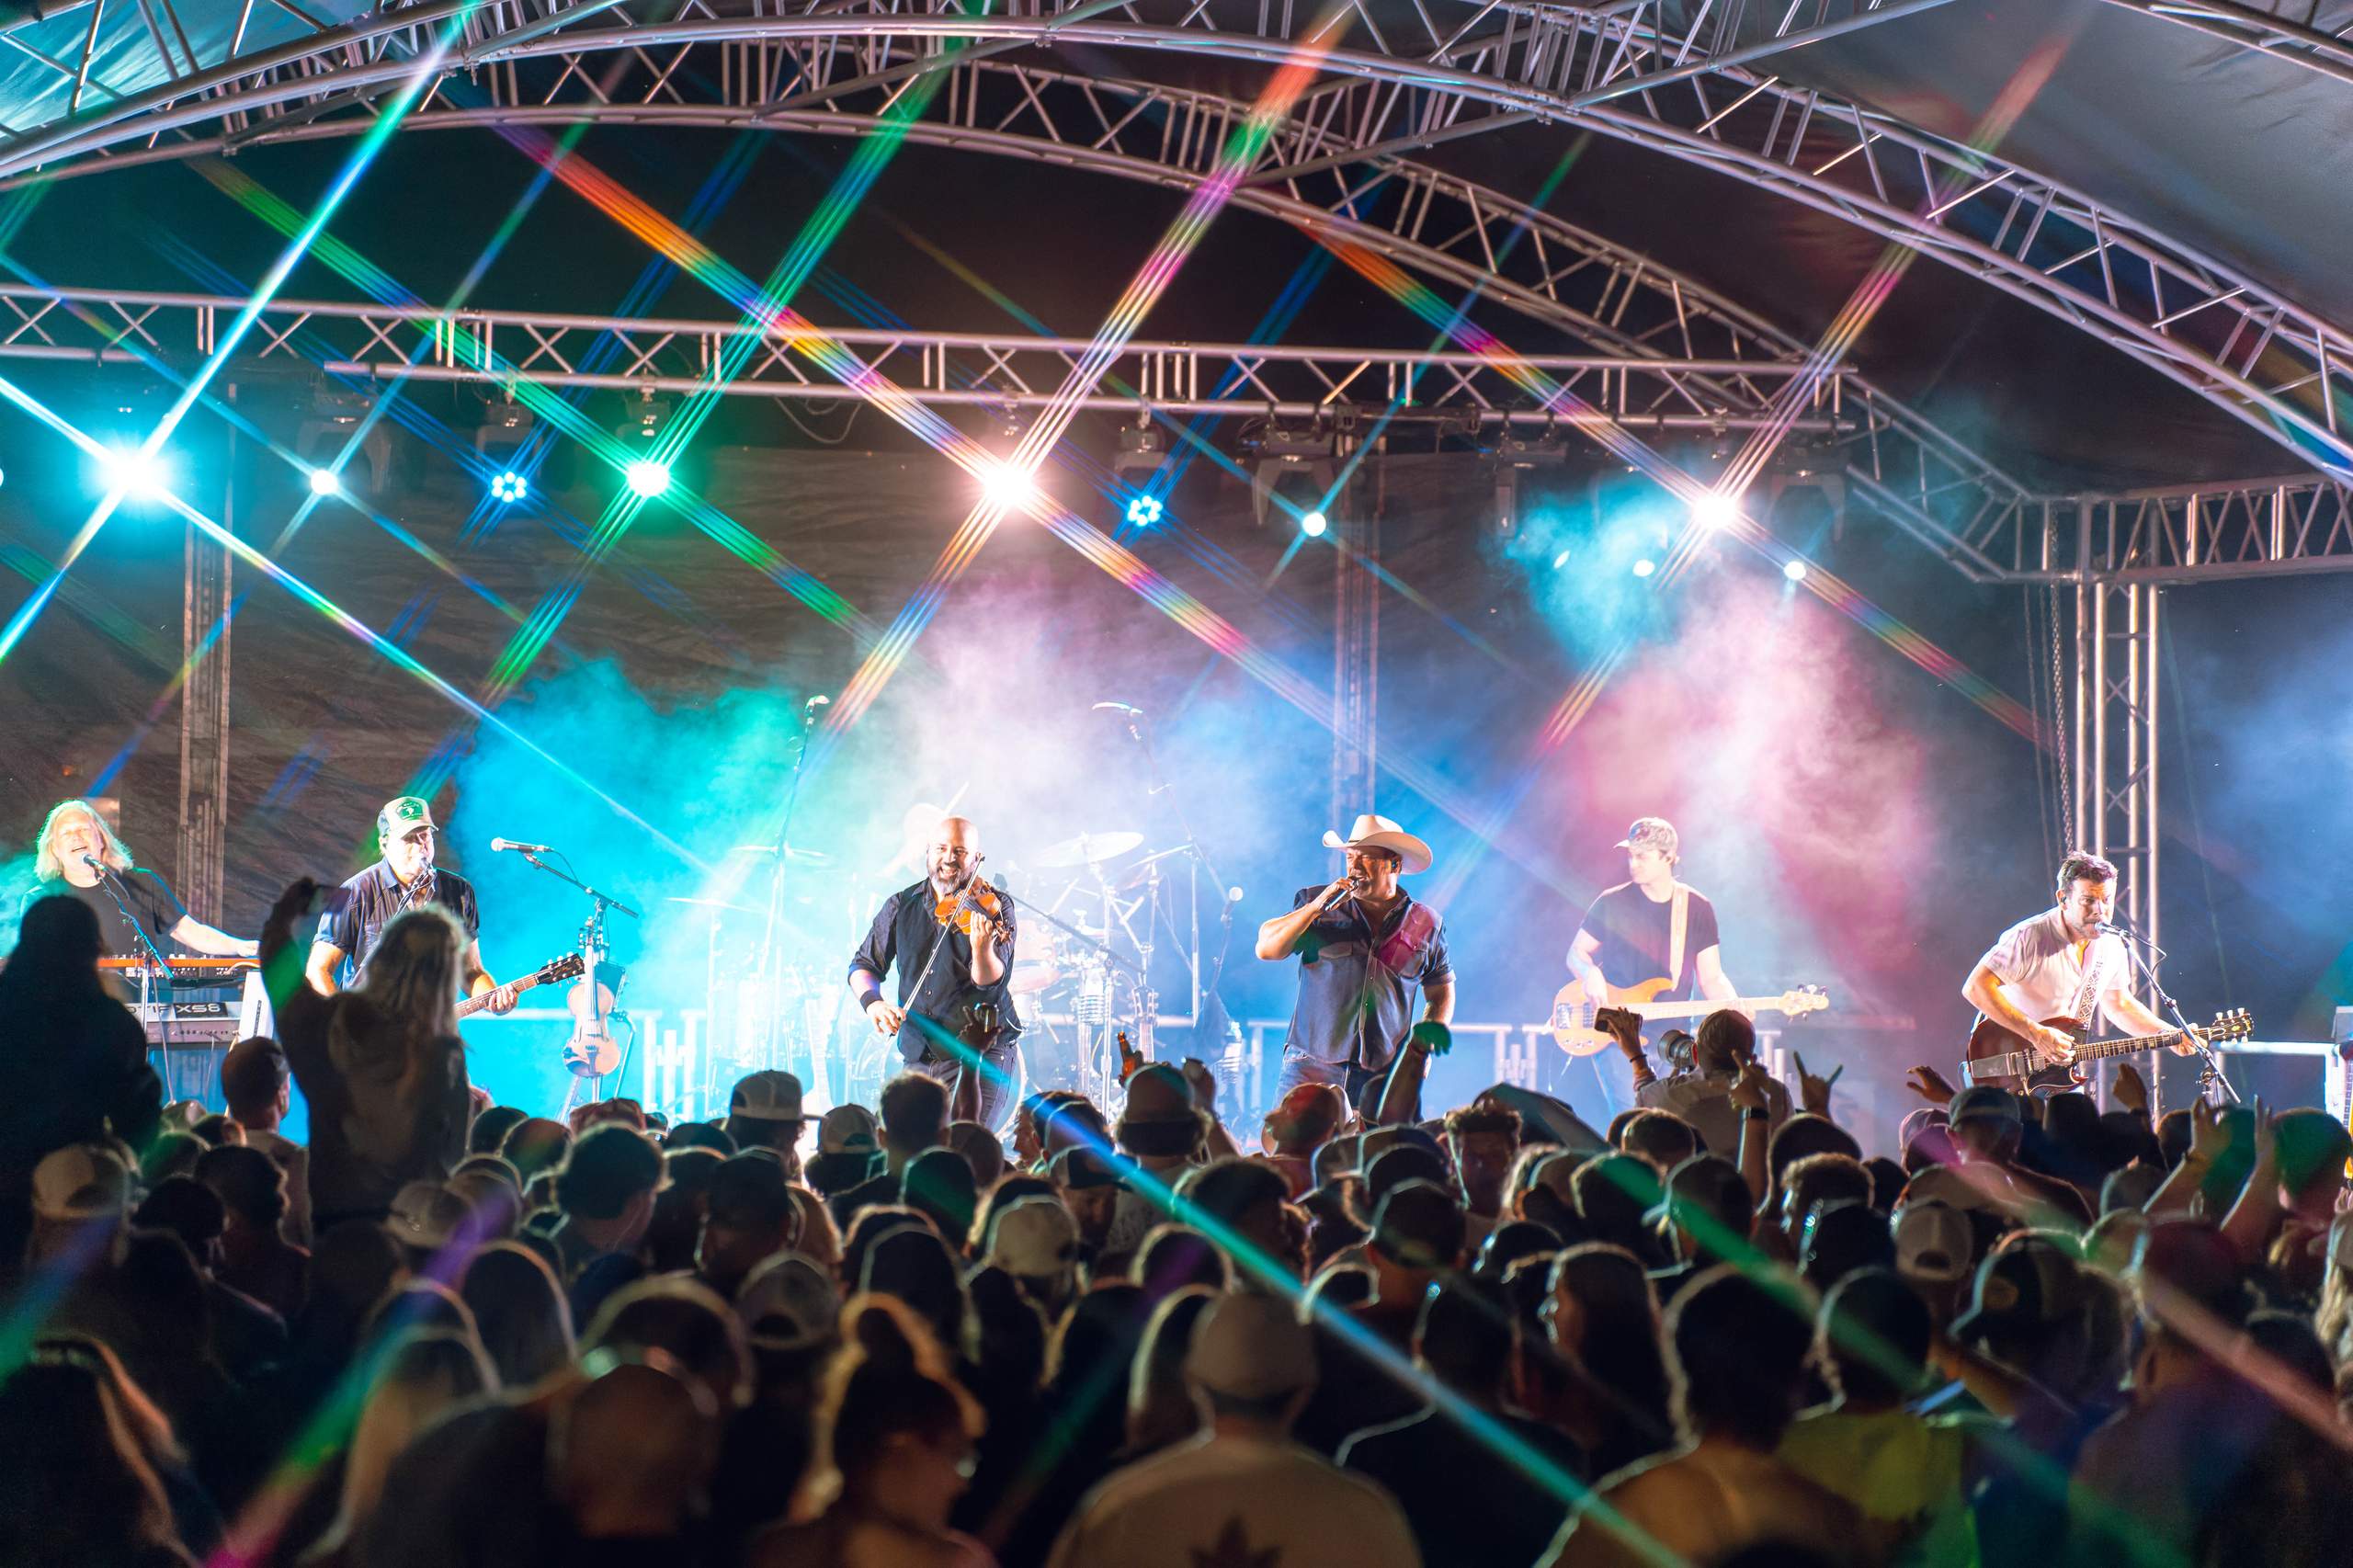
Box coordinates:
[303,795,516,1012]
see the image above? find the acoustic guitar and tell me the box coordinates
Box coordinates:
[453,951,585,1021]
[1960,1006,2250,1096]
[1550,977,1831,1056]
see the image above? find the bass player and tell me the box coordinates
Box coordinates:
[847,814,1021,1127]
[1564,816,1739,1105]
[1963,849,2188,1080]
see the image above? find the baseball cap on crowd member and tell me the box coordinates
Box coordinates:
[1613,816,1679,858]
[737,1251,841,1354]
[1893,1200,1975,1288]
[1117,1064,1208,1160]
[1369,1179,1466,1274]
[988,1196,1083,1285]
[1949,1085,2022,1128]
[1646,1153,1754,1265]
[728,1071,812,1126]
[1188,1290,1317,1401]
[386,1180,472,1254]
[377,794,438,841]
[33,1143,131,1221]
[1950,1233,2089,1348]
[805,1105,881,1196]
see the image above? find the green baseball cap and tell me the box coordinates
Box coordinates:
[377,795,439,840]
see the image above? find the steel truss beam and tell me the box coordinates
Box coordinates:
[0,0,2346,486]
[2071,576,2165,1028]
[0,280,1865,430]
[1929,472,2353,584]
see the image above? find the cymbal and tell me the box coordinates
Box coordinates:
[1112,845,1197,889]
[728,844,833,862]
[665,896,762,915]
[1032,830,1142,868]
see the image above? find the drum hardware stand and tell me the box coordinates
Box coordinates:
[994,885,1151,1106]
[1109,702,1232,1048]
[755,697,826,1106]
[512,848,640,1113]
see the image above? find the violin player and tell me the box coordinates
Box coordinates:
[847,814,1023,1125]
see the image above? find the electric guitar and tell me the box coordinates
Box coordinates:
[1961,1006,2250,1096]
[1550,977,1832,1056]
[453,952,585,1021]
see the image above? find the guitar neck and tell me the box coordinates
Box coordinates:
[455,973,544,1020]
[2073,1028,2191,1062]
[1623,994,1798,1022]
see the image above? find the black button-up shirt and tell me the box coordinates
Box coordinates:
[1280,885,1451,1070]
[316,861,481,989]
[848,881,1022,1056]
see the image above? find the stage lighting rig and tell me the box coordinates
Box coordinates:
[1124,494,1164,528]
[624,459,673,499]
[490,471,529,504]
[1489,422,1567,537]
[295,376,392,495]
[472,386,536,459]
[1242,409,1351,531]
[620,386,676,445]
[96,443,170,503]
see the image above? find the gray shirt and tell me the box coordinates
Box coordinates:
[1279,886,1451,1069]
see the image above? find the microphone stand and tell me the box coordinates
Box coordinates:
[513,849,640,1105]
[1111,706,1233,1042]
[2111,922,2234,1108]
[90,863,181,1096]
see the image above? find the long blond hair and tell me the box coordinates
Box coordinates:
[33,799,133,882]
[358,905,465,1039]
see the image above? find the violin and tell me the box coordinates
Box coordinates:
[932,865,1012,949]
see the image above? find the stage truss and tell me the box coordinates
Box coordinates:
[0,0,2348,1016]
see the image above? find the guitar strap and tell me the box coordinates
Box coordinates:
[2063,934,2109,1030]
[1668,883,1690,991]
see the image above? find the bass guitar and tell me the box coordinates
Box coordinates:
[1960,1006,2250,1096]
[1550,978,1831,1056]
[454,952,585,1021]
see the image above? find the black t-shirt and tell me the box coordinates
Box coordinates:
[32,871,188,959]
[847,881,1022,1044]
[1577,881,1721,1001]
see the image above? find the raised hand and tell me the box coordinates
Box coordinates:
[1595,1006,1643,1058]
[1792,1051,1838,1117]
[2186,1096,2232,1165]
[1906,1064,1958,1106]
[1727,1059,1771,1114]
[2110,1062,2150,1117]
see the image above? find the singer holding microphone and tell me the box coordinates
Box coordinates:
[304,795,517,1011]
[27,799,256,959]
[1256,812,1453,1108]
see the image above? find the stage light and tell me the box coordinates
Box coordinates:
[1300,509,1328,538]
[1693,491,1738,532]
[97,444,169,502]
[1783,559,1809,583]
[1631,557,1656,577]
[1125,494,1164,528]
[490,471,529,504]
[624,459,672,499]
[980,461,1037,512]
[1552,550,1572,570]
[307,468,341,498]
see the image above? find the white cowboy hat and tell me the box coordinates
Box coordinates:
[1321,813,1433,875]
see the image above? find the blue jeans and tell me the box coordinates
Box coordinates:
[1274,1050,1382,1118]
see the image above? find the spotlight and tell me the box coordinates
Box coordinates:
[490,471,529,504]
[1631,557,1656,578]
[980,461,1038,512]
[1125,494,1164,528]
[621,387,675,444]
[1783,559,1809,583]
[97,444,169,502]
[1692,492,1739,532]
[624,459,672,499]
[1551,550,1572,570]
[1300,510,1329,538]
[307,468,342,498]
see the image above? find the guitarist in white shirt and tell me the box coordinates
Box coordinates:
[1563,817,1742,1105]
[1962,849,2189,1076]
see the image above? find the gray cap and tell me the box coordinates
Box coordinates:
[1187,1290,1315,1399]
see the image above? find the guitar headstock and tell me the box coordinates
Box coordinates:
[2198,1006,2252,1044]
[1776,985,1831,1017]
[539,952,586,986]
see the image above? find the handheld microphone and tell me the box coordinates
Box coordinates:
[489,837,551,855]
[1091,701,1143,715]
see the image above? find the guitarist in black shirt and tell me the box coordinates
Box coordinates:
[847,814,1020,1125]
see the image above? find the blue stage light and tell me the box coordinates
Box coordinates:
[308,468,341,498]
[1300,509,1328,538]
[1631,557,1656,577]
[490,471,529,504]
[97,444,170,502]
[1783,559,1809,583]
[1125,494,1164,528]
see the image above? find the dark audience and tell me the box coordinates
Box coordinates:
[5,879,2350,1568]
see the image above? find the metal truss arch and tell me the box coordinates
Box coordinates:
[0,0,2342,489]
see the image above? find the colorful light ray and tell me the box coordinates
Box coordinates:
[0,4,483,664]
